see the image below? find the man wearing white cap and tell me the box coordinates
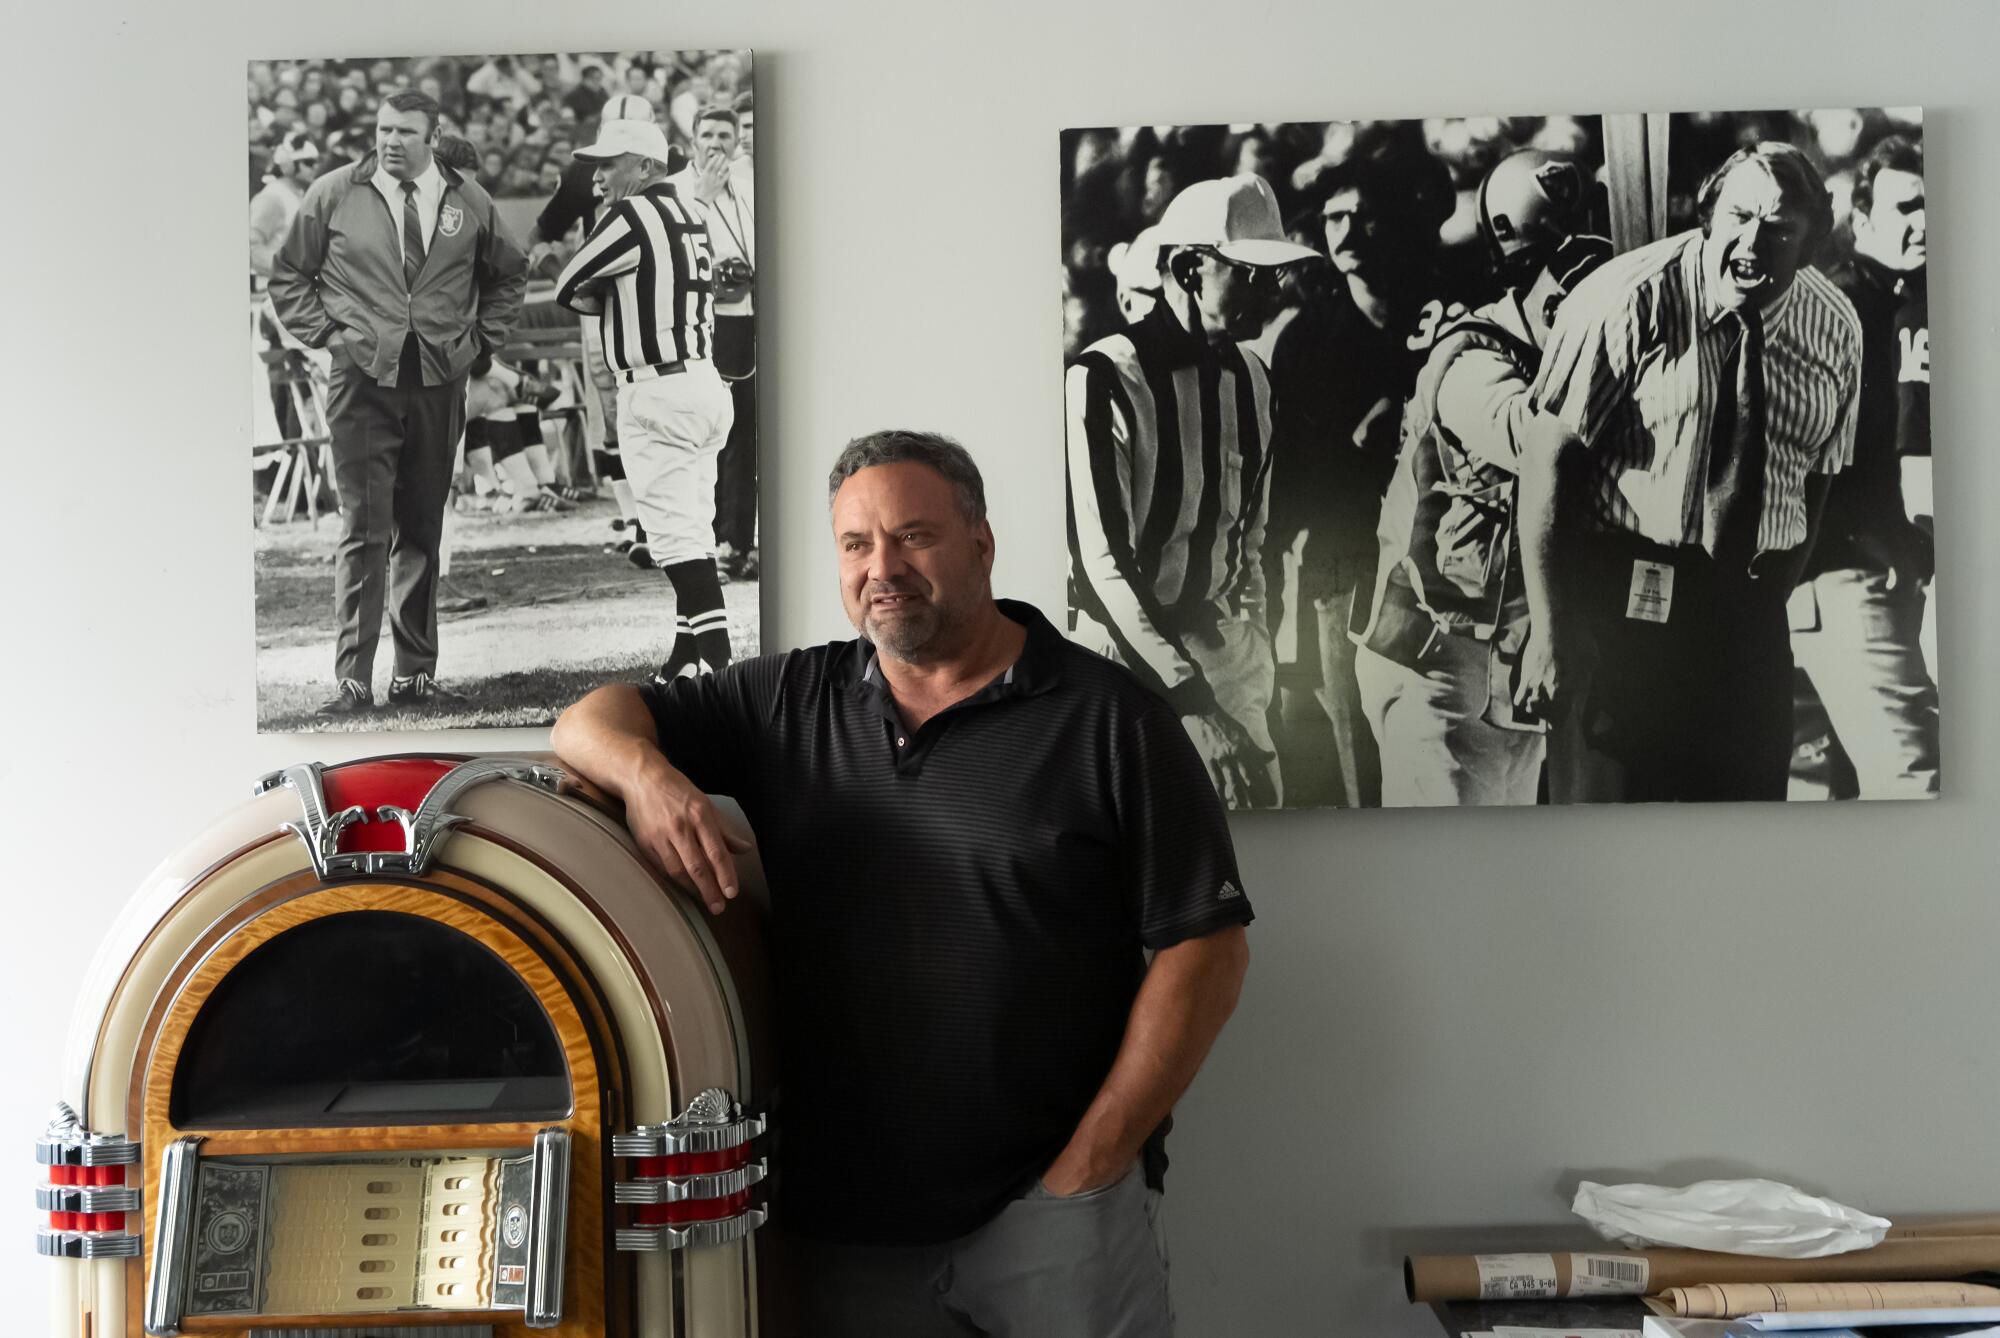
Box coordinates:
[556,114,735,682]
[1065,173,1314,807]
[532,94,671,561]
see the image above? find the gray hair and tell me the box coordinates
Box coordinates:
[826,429,988,524]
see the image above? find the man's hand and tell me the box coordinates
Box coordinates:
[623,753,754,914]
[1036,1154,1133,1199]
[564,276,607,316]
[1515,620,1595,720]
[1858,521,1935,593]
[1180,709,1273,808]
[551,684,753,915]
[688,149,731,204]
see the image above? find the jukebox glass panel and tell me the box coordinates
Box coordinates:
[171,910,571,1127]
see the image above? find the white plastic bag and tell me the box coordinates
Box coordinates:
[1572,1178,1891,1258]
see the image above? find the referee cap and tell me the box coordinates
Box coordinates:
[600,94,654,123]
[1155,174,1316,267]
[574,117,674,164]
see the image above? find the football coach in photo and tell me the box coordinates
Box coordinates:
[271,88,527,718]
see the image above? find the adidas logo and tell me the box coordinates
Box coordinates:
[1217,880,1242,901]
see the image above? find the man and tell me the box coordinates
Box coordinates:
[552,431,1250,1336]
[672,106,758,579]
[250,131,321,439]
[531,94,672,562]
[1519,142,1862,801]
[563,61,609,124]
[249,131,319,285]
[1352,150,1611,805]
[1066,174,1316,808]
[1265,137,1462,808]
[270,90,527,717]
[1789,134,1938,799]
[555,113,735,682]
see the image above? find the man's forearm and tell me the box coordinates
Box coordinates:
[551,682,674,800]
[1045,925,1249,1191]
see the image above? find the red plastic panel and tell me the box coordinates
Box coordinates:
[633,1188,752,1226]
[320,758,457,854]
[633,1146,749,1178]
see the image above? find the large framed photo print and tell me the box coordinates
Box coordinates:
[1060,109,1936,810]
[250,49,758,731]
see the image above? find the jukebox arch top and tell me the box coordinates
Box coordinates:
[168,906,573,1130]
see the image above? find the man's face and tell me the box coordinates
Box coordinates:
[625,66,650,94]
[739,111,755,158]
[592,152,653,204]
[1854,167,1926,273]
[694,117,739,164]
[288,152,319,183]
[833,462,995,663]
[1322,186,1382,276]
[375,103,436,181]
[1184,249,1279,343]
[1703,160,1814,313]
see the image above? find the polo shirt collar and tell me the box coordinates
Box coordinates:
[834,598,1065,700]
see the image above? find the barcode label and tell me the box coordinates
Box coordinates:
[1565,1252,1650,1295]
[1476,1253,1559,1300]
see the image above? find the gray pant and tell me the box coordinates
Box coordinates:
[326,358,466,685]
[788,1165,1173,1338]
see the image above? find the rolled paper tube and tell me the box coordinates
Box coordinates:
[1665,1279,2000,1318]
[1886,1215,2000,1238]
[1405,1236,2000,1303]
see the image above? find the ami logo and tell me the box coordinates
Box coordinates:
[1217,880,1242,901]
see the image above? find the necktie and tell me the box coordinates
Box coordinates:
[400,180,426,288]
[1702,308,1766,566]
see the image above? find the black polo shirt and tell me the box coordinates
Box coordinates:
[640,599,1253,1245]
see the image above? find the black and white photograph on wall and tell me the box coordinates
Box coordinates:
[1061,108,1937,810]
[251,49,758,732]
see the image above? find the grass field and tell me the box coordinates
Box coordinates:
[254,497,759,733]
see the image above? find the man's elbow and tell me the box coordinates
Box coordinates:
[551,682,641,763]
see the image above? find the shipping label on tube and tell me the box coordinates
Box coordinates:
[1565,1252,1651,1295]
[1476,1253,1560,1300]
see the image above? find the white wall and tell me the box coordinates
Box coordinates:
[3,2,1995,1334]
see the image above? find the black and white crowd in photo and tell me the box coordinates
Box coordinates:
[1062,110,1937,808]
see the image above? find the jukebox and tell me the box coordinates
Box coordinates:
[35,755,775,1337]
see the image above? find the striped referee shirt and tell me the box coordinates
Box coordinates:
[1066,303,1274,716]
[1529,228,1861,553]
[554,181,714,374]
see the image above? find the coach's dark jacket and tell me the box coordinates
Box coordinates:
[271,153,526,387]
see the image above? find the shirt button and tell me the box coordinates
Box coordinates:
[897,736,907,747]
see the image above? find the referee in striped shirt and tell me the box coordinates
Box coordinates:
[556,116,735,682]
[1066,175,1315,808]
[1519,142,1862,802]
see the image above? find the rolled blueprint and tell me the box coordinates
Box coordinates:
[1664,1279,2000,1318]
[1405,1236,2000,1303]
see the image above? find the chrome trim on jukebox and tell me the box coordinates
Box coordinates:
[261,758,566,878]
[612,1087,767,1157]
[36,1183,142,1213]
[371,758,565,876]
[614,1159,767,1205]
[259,763,370,879]
[523,1127,571,1329]
[35,1229,142,1258]
[145,1136,204,1337]
[614,1206,769,1253]
[36,1100,141,1166]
